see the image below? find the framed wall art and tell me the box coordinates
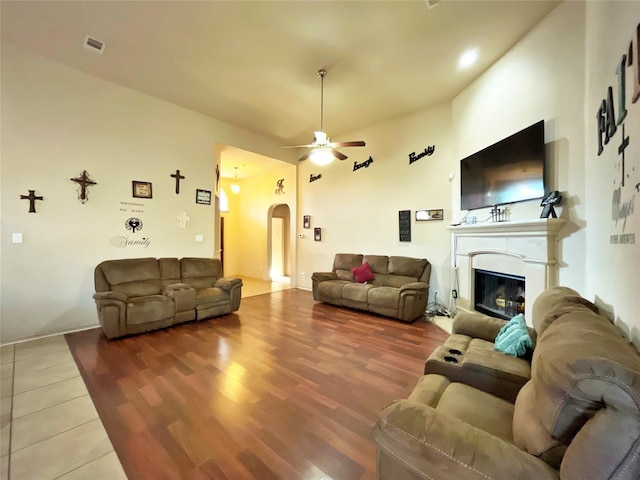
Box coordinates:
[303,215,311,229]
[314,227,322,241]
[132,181,152,199]
[196,189,212,205]
[415,209,444,221]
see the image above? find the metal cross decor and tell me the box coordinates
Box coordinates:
[70,170,97,204]
[20,190,44,213]
[171,169,185,194]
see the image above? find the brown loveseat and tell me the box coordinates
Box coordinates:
[93,257,242,339]
[372,286,640,479]
[311,253,431,322]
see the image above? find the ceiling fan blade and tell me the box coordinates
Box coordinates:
[298,152,311,162]
[332,150,348,161]
[280,144,315,149]
[332,140,366,148]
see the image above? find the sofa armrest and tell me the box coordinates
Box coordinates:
[372,400,558,480]
[311,272,337,283]
[163,283,196,313]
[399,282,429,293]
[92,291,127,339]
[214,277,243,291]
[452,311,508,342]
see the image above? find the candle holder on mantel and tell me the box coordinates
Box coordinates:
[490,206,508,222]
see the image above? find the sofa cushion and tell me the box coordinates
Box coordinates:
[180,257,222,288]
[317,280,349,302]
[532,286,599,337]
[158,257,181,285]
[352,262,374,283]
[100,258,162,297]
[388,256,428,279]
[342,283,375,303]
[368,286,400,306]
[512,381,566,469]
[195,287,230,307]
[333,253,362,281]
[126,295,174,325]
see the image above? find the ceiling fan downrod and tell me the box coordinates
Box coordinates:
[318,69,326,133]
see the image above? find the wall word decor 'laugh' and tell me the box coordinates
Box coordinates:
[353,156,373,171]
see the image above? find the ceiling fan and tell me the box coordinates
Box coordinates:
[280,69,365,164]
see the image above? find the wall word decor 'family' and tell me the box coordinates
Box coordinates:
[309,173,322,183]
[409,146,435,164]
[353,156,373,171]
[596,21,639,245]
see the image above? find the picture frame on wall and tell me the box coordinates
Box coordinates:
[132,181,152,199]
[303,215,311,229]
[196,189,212,205]
[415,209,444,221]
[314,227,321,241]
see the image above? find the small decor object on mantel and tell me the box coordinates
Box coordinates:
[132,181,152,199]
[314,227,322,241]
[170,169,185,194]
[20,190,44,213]
[196,189,211,205]
[70,170,97,204]
[540,191,562,219]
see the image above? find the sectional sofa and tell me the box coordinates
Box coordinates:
[93,257,242,339]
[312,253,431,322]
[372,286,640,479]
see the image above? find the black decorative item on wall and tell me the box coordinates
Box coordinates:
[125,217,143,233]
[353,156,373,172]
[196,189,211,205]
[409,146,435,164]
[20,190,44,213]
[275,179,285,195]
[399,210,411,242]
[171,169,185,194]
[70,170,97,204]
[314,227,322,241]
[309,173,322,183]
[303,215,311,229]
[540,191,562,219]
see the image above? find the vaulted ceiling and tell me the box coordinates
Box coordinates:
[1,0,560,176]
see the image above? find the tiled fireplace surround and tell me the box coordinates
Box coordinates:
[449,218,566,325]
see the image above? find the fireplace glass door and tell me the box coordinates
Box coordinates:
[474,269,525,320]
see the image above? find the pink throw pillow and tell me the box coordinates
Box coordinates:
[352,262,374,283]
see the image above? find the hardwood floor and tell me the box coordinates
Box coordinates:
[65,289,449,480]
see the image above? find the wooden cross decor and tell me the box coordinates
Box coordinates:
[171,169,185,194]
[177,211,190,228]
[20,190,44,213]
[70,170,97,204]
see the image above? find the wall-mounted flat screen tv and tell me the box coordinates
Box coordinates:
[460,120,546,211]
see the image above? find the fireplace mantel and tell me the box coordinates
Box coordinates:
[448,218,566,324]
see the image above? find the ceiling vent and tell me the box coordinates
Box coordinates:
[83,35,105,54]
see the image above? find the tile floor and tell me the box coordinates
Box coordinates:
[0,276,291,479]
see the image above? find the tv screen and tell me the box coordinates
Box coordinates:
[460,120,546,211]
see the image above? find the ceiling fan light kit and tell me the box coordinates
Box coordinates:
[281,69,365,165]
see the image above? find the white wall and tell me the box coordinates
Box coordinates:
[584,2,640,344]
[0,43,295,343]
[452,1,587,293]
[296,104,454,306]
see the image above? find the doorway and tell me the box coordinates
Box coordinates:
[268,204,291,284]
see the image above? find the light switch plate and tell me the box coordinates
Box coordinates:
[12,233,23,243]
[195,234,203,242]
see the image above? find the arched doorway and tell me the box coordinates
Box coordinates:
[268,203,291,284]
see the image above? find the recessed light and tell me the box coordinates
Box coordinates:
[459,49,478,69]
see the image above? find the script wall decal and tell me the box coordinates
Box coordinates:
[353,156,373,172]
[408,146,435,164]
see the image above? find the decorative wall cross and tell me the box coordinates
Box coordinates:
[70,170,97,204]
[171,169,185,194]
[20,190,44,213]
[177,211,190,228]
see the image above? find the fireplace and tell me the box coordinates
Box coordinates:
[474,269,525,320]
[448,218,566,325]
